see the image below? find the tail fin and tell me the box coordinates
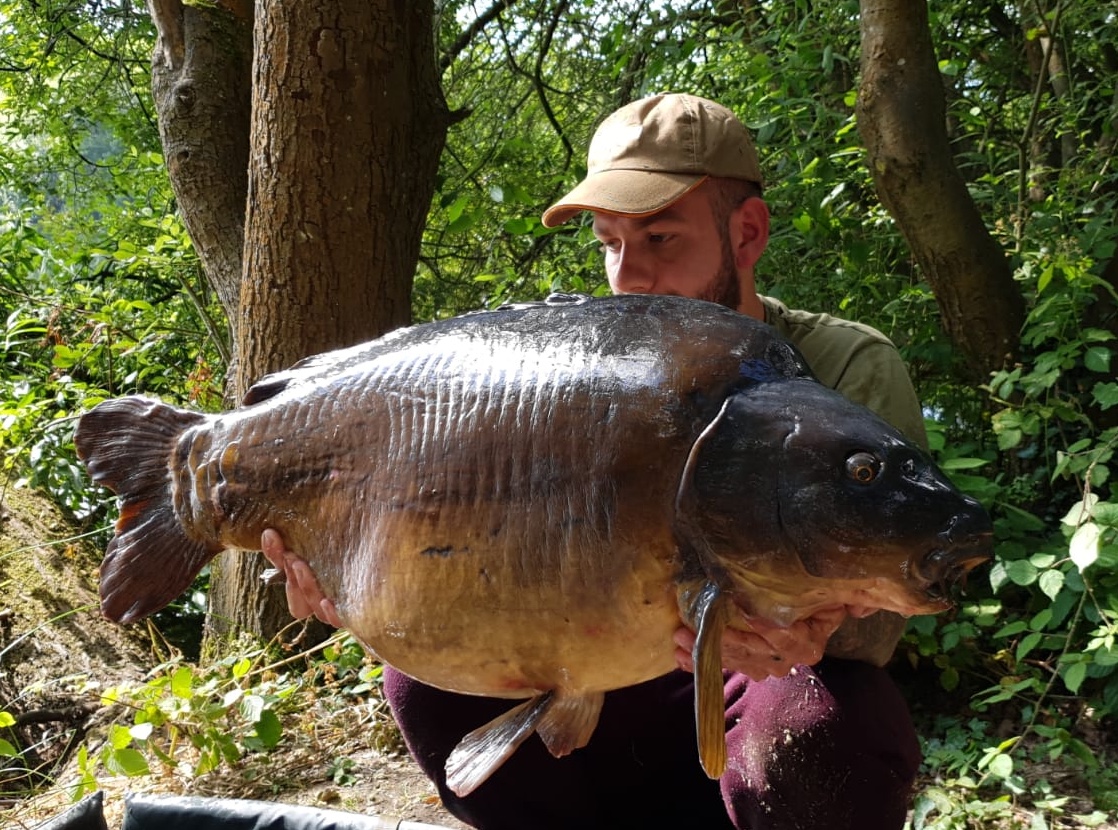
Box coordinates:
[75,396,220,623]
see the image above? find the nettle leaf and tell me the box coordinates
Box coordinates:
[1093,382,1118,410]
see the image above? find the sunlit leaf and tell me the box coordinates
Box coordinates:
[1069,522,1101,572]
[1061,495,1099,527]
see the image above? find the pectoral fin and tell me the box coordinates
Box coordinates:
[445,692,554,796]
[689,580,729,779]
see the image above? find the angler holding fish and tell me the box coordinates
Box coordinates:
[77,94,991,830]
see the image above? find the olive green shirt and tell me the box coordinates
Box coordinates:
[760,295,927,666]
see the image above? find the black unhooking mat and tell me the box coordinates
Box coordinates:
[34,791,453,830]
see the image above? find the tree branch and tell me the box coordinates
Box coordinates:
[439,0,519,73]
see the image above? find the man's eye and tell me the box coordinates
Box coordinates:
[648,233,670,244]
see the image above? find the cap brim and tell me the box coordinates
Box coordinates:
[541,170,706,227]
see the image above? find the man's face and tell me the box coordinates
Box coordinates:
[592,184,740,310]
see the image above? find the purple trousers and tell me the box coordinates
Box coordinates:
[384,659,920,830]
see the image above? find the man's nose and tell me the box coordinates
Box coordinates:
[611,247,654,294]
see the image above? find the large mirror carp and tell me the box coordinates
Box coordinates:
[75,293,991,796]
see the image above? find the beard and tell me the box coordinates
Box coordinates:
[695,233,741,311]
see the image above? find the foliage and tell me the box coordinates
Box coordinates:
[2,0,1118,825]
[0,1,226,526]
[0,629,396,805]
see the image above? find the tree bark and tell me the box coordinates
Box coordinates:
[857,0,1024,377]
[146,0,252,325]
[204,0,450,642]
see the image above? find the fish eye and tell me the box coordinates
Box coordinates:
[846,452,881,484]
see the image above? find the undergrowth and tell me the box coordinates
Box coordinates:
[0,627,402,816]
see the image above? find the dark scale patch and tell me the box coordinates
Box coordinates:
[737,358,781,384]
[420,545,468,557]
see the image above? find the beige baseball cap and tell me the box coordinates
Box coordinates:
[541,93,763,228]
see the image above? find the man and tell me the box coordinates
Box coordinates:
[264,93,927,829]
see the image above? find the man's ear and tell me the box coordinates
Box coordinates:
[729,196,770,270]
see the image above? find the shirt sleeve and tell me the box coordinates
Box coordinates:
[831,340,929,452]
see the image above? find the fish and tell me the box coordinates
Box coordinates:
[73,292,991,796]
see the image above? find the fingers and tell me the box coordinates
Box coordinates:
[720,627,799,680]
[672,625,795,680]
[672,604,856,681]
[260,528,287,570]
[283,558,318,620]
[259,529,341,628]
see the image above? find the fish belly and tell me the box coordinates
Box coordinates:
[199,331,691,697]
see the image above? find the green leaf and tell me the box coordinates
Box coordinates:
[0,711,15,728]
[1062,495,1099,527]
[1062,661,1088,694]
[1093,382,1118,410]
[254,709,282,749]
[994,620,1028,638]
[1030,607,1053,630]
[940,666,959,691]
[1004,559,1039,586]
[989,561,1009,592]
[109,723,133,750]
[1070,522,1101,572]
[0,738,17,757]
[239,693,265,723]
[1017,631,1042,662]
[107,747,150,777]
[987,752,1014,779]
[1085,346,1112,373]
[939,457,990,471]
[1000,504,1046,532]
[171,665,193,699]
[1038,569,1064,600]
[232,658,251,679]
[996,428,1023,451]
[1093,501,1118,527]
[446,211,479,234]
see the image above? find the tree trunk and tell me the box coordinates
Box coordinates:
[146,0,253,325]
[856,0,1024,377]
[204,0,450,643]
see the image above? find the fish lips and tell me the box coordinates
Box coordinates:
[911,534,993,605]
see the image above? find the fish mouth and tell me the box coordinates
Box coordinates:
[909,504,994,603]
[911,541,992,603]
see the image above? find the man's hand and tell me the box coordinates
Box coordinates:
[672,605,859,681]
[260,529,343,628]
